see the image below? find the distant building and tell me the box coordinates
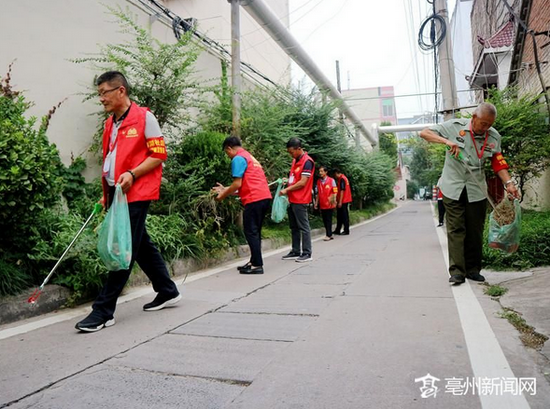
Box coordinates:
[342,86,397,149]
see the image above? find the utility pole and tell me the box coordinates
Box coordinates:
[435,0,459,120]
[229,0,242,136]
[335,60,342,93]
[335,60,344,124]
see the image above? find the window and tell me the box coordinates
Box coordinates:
[382,99,394,117]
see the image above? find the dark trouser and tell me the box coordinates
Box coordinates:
[335,203,350,234]
[321,209,333,237]
[443,188,487,278]
[243,199,270,266]
[92,200,179,319]
[288,203,312,256]
[438,199,445,224]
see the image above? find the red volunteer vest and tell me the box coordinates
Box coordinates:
[337,174,352,204]
[288,152,315,204]
[235,149,272,206]
[102,103,163,204]
[317,177,337,210]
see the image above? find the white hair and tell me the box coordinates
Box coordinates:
[474,102,497,118]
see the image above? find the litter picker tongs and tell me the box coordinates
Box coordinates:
[27,203,103,305]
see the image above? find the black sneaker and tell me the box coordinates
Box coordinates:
[296,254,313,263]
[467,272,485,282]
[282,252,300,260]
[240,266,264,275]
[237,262,252,272]
[75,314,115,333]
[143,293,182,311]
[449,274,466,284]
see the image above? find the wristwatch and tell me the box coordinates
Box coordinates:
[504,180,515,188]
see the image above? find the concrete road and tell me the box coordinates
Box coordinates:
[1,201,549,409]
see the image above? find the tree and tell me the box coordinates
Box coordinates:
[379,121,398,163]
[405,137,445,188]
[74,5,204,141]
[486,87,550,199]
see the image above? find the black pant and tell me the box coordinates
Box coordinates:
[243,199,270,266]
[438,199,445,224]
[321,208,333,237]
[335,203,350,234]
[443,188,487,278]
[288,203,312,256]
[92,200,179,319]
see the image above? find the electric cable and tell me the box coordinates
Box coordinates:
[418,0,447,123]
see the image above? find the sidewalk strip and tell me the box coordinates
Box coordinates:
[431,202,530,409]
[0,205,399,341]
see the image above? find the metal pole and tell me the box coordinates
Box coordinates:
[336,60,344,123]
[435,0,459,120]
[240,0,376,146]
[335,60,342,93]
[230,0,242,136]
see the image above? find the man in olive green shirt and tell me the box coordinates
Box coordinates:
[420,103,520,285]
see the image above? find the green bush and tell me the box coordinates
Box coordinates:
[0,258,31,297]
[0,68,63,252]
[483,209,550,270]
[27,208,106,303]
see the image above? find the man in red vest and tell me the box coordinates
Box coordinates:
[334,169,352,235]
[213,136,272,274]
[75,71,180,332]
[314,166,338,241]
[280,138,315,262]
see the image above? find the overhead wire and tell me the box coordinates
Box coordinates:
[418,0,447,122]
[142,0,286,94]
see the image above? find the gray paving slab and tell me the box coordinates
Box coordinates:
[172,312,317,341]
[0,298,215,407]
[9,364,246,409]
[108,333,289,383]
[225,295,480,409]
[219,291,333,315]
[253,281,346,298]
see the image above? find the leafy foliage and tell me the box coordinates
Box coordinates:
[406,137,446,188]
[483,209,550,270]
[379,121,398,163]
[486,87,550,199]
[73,5,204,140]
[0,65,64,253]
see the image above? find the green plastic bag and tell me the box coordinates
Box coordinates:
[488,199,521,254]
[97,185,132,270]
[271,179,289,223]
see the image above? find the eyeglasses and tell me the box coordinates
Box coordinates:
[97,87,121,98]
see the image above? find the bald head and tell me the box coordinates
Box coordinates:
[474,102,497,119]
[471,102,497,135]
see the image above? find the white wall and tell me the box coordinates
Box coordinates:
[0,0,290,178]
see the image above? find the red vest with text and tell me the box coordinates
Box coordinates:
[288,152,315,204]
[317,177,337,210]
[235,149,272,206]
[102,103,164,204]
[337,174,353,204]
